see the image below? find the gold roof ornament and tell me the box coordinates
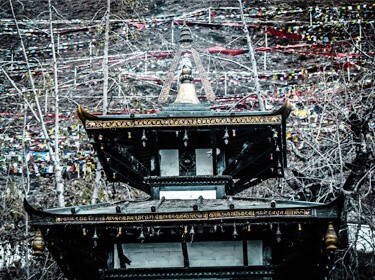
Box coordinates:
[158,25,216,104]
[32,229,45,256]
[325,222,338,250]
[174,55,200,104]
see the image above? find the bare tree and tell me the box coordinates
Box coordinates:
[48,0,64,207]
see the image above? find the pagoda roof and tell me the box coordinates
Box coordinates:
[76,103,292,195]
[78,102,291,130]
[24,194,343,227]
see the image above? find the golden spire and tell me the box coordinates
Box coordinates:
[158,25,215,104]
[173,54,200,104]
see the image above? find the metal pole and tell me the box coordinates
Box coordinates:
[224,72,228,96]
[264,27,267,70]
[171,21,174,45]
[57,34,60,55]
[145,52,148,74]
[118,73,121,96]
[347,57,350,82]
[89,41,93,65]
[359,22,362,51]
[102,0,110,115]
[74,67,77,86]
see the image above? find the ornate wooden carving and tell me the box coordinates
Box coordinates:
[85,115,282,130]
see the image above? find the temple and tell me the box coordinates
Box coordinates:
[25,26,342,280]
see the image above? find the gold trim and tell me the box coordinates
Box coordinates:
[53,208,311,224]
[85,115,282,129]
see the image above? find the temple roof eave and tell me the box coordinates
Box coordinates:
[76,102,292,123]
[24,193,343,227]
[76,102,291,131]
[77,105,97,127]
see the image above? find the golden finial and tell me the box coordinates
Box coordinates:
[173,54,200,104]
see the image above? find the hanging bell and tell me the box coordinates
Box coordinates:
[183,130,189,147]
[141,130,147,147]
[117,227,122,237]
[273,130,278,139]
[298,223,302,231]
[139,228,145,242]
[247,224,251,232]
[223,128,229,145]
[325,222,338,250]
[189,226,195,235]
[149,227,155,237]
[276,225,282,243]
[232,222,238,238]
[92,228,99,247]
[220,224,225,233]
[32,229,45,256]
[184,225,188,235]
[190,226,195,242]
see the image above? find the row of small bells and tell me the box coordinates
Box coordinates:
[32,222,338,256]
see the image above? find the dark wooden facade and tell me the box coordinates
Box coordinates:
[25,102,342,280]
[76,102,291,197]
[25,194,342,280]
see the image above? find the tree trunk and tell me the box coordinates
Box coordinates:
[102,0,110,115]
[49,0,65,207]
